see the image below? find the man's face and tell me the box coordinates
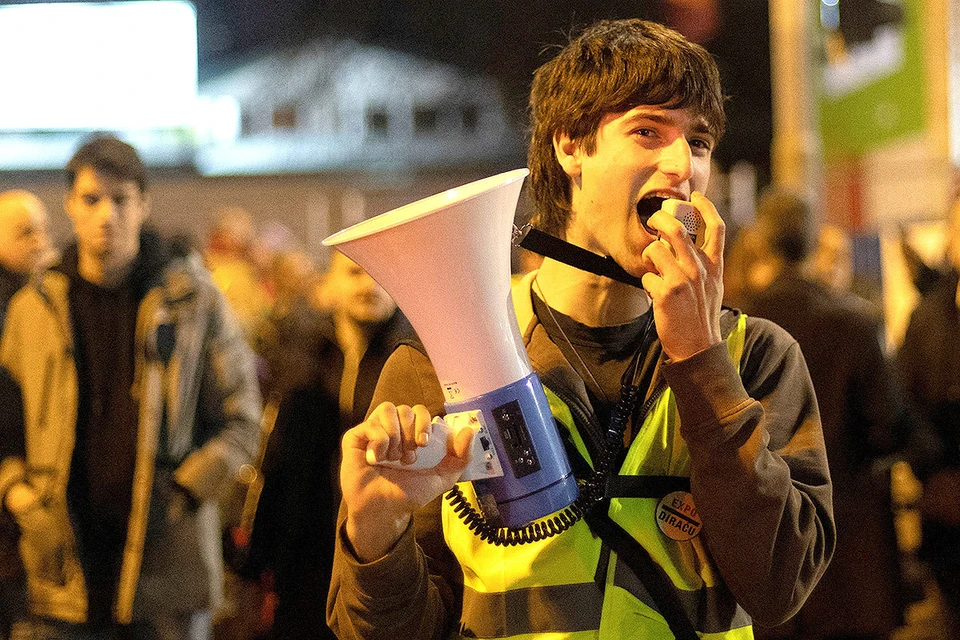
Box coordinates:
[0,195,50,275]
[327,254,396,325]
[66,166,149,269]
[557,105,715,277]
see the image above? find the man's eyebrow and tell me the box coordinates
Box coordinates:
[621,111,674,127]
[690,119,716,136]
[622,111,716,137]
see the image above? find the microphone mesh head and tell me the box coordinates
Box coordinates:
[663,199,705,248]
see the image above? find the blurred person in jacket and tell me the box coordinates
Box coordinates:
[0,189,53,639]
[897,193,960,638]
[203,207,273,342]
[244,251,410,640]
[743,188,914,640]
[0,136,262,640]
[254,249,324,399]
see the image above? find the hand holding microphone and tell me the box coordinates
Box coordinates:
[641,191,725,361]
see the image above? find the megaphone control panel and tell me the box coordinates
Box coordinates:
[491,400,541,479]
[373,402,545,484]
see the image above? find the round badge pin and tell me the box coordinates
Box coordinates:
[655,491,702,541]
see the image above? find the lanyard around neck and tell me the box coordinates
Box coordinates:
[514,224,644,289]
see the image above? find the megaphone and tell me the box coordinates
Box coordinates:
[323,169,578,529]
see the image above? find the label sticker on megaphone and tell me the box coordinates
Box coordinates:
[443,381,463,403]
[375,412,505,481]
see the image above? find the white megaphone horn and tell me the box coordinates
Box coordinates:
[323,169,578,528]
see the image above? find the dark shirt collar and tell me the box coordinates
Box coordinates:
[57,228,171,300]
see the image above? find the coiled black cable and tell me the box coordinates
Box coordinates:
[445,315,656,546]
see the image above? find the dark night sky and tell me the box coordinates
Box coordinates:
[2,0,772,179]
[192,0,772,180]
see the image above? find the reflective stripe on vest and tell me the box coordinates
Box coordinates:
[444,313,751,639]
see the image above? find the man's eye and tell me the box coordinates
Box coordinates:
[114,196,128,206]
[690,138,713,152]
[83,196,99,206]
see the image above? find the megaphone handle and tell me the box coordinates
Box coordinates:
[373,417,451,470]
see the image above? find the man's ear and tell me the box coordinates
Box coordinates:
[553,132,582,178]
[63,189,79,227]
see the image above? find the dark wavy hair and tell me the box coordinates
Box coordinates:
[67,134,148,194]
[528,19,726,236]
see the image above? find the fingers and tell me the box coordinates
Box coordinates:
[343,402,434,466]
[690,191,725,268]
[451,421,476,460]
[641,219,704,295]
[644,209,690,257]
[642,193,724,284]
[392,404,415,462]
[399,405,433,465]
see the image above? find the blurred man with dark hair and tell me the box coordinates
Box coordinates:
[743,187,914,640]
[245,252,408,640]
[0,136,262,640]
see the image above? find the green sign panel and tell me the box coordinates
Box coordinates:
[817,0,925,160]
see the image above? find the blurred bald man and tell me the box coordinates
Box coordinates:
[0,190,52,324]
[0,189,51,640]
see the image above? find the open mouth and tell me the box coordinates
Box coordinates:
[636,196,668,234]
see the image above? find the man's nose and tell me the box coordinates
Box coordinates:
[94,199,119,223]
[658,136,693,183]
[354,273,377,292]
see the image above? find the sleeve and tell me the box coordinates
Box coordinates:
[174,283,263,502]
[0,366,26,505]
[242,398,289,579]
[327,344,462,640]
[662,316,834,626]
[0,299,29,503]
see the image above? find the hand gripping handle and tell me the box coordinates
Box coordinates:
[373,417,451,470]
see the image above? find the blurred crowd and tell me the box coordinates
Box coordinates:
[2,134,960,640]
[725,185,960,640]
[0,136,407,640]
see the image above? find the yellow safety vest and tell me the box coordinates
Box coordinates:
[442,314,752,639]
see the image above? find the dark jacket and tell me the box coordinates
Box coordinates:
[0,265,28,631]
[897,270,960,565]
[247,310,412,640]
[744,269,912,638]
[0,266,27,331]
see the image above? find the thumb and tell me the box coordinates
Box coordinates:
[452,424,476,461]
[435,425,476,476]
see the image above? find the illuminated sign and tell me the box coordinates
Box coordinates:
[0,1,198,132]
